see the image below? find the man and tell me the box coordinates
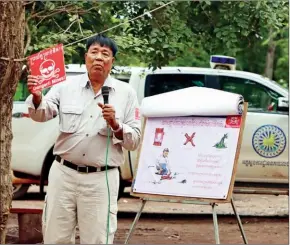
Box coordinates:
[25,34,141,244]
[155,148,171,177]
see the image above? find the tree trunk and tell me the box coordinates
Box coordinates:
[0,2,25,243]
[264,29,276,80]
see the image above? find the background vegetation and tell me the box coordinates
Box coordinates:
[22,0,289,89]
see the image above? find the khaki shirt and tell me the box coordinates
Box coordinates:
[25,73,141,167]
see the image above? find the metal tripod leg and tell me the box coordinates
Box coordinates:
[124,199,146,244]
[212,203,220,244]
[231,197,248,244]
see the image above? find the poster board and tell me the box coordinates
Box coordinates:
[131,103,248,203]
[28,44,66,92]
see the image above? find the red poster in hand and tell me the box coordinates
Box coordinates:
[28,44,66,92]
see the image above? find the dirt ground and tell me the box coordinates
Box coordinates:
[6,213,289,244]
[7,189,289,244]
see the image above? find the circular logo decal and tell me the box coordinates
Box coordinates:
[252,125,286,158]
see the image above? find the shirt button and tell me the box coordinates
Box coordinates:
[86,134,89,137]
[90,115,93,118]
[83,154,85,156]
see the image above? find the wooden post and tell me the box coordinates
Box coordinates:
[0,2,25,243]
[18,213,43,244]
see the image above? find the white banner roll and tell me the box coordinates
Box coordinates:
[141,87,244,117]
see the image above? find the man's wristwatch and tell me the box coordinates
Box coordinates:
[111,123,123,133]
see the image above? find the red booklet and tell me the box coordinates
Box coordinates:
[28,44,66,92]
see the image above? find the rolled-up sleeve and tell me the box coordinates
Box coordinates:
[25,84,61,122]
[112,88,141,151]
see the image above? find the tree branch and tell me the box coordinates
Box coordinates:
[71,6,99,15]
[23,1,35,6]
[35,8,72,20]
[24,22,31,55]
[63,20,78,34]
[35,17,46,27]
[31,1,36,16]
[78,17,84,36]
[29,3,75,20]
[53,17,65,32]
[27,3,104,23]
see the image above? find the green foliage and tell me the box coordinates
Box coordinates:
[24,0,289,86]
[25,1,112,62]
[274,30,289,88]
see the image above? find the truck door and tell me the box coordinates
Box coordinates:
[216,75,288,184]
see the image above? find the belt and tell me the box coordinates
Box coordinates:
[55,155,116,173]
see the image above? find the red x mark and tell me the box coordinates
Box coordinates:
[184,132,195,146]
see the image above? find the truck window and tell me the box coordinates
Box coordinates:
[218,76,281,113]
[13,71,129,102]
[145,74,205,97]
[117,78,129,83]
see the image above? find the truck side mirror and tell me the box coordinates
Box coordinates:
[277,97,289,112]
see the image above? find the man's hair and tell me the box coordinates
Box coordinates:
[86,34,118,57]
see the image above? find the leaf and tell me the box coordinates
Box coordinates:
[69,15,78,22]
[45,2,55,11]
[230,33,236,38]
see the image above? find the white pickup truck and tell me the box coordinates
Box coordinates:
[11,62,289,199]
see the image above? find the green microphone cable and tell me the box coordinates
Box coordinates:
[101,86,113,244]
[105,127,111,244]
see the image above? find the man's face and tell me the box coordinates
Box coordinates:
[85,43,114,80]
[163,151,168,157]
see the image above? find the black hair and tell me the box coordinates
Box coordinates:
[86,34,118,57]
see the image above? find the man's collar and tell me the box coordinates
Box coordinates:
[81,73,116,91]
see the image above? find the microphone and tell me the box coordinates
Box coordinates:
[101,86,110,128]
[102,86,110,104]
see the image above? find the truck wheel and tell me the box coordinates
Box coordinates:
[12,184,30,200]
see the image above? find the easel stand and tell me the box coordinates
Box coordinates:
[124,196,248,244]
[126,103,249,244]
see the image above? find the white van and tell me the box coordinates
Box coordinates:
[11,60,289,199]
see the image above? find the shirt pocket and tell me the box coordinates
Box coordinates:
[59,105,83,133]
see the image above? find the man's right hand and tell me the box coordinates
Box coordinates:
[27,75,42,107]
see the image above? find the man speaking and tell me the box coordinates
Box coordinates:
[25,34,141,244]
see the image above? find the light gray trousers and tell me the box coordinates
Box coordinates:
[42,160,119,244]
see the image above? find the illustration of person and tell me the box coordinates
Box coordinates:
[155,148,172,178]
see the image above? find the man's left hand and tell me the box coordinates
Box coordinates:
[98,103,119,130]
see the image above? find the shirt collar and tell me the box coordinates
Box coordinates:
[80,72,116,91]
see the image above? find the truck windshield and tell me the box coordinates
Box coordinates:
[145,74,205,97]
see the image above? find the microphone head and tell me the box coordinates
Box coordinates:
[101,86,110,96]
[102,86,110,104]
